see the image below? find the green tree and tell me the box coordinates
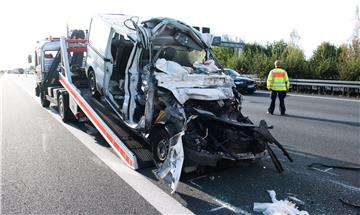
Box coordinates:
[338,38,360,81]
[282,46,309,78]
[309,42,339,79]
[265,40,288,59]
[236,42,271,78]
[213,46,234,66]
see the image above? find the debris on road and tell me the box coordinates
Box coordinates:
[339,198,360,209]
[254,190,309,215]
[308,163,360,171]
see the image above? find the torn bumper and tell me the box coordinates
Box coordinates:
[183,147,267,168]
[183,146,221,167]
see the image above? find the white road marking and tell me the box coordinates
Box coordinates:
[254,91,359,102]
[211,197,252,215]
[9,74,193,215]
[41,133,48,153]
[189,175,207,181]
[310,167,337,176]
[187,175,207,189]
[329,180,360,192]
[286,150,317,159]
[288,93,360,102]
[0,74,4,205]
[323,168,333,172]
[209,206,225,212]
[189,180,202,189]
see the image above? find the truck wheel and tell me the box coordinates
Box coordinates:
[40,91,50,107]
[88,70,100,99]
[150,128,171,165]
[35,84,40,97]
[58,93,75,122]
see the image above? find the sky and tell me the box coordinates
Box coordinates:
[0,0,358,70]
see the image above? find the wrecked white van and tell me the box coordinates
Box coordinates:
[86,14,292,192]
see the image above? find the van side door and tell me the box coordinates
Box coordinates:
[87,17,113,95]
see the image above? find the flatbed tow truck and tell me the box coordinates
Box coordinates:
[34,35,152,170]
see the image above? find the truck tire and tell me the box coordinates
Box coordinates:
[35,84,40,97]
[40,90,50,107]
[88,70,100,99]
[58,93,75,122]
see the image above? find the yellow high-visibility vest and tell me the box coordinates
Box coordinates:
[267,68,289,91]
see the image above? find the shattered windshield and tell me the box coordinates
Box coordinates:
[154,45,221,75]
[148,20,221,75]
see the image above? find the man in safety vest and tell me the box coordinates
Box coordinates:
[266,60,290,115]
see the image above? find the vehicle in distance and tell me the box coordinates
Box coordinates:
[13,68,25,74]
[223,68,256,94]
[86,14,291,191]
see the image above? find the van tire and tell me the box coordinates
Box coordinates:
[88,70,100,99]
[150,128,171,166]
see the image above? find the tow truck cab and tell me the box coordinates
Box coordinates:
[34,38,61,97]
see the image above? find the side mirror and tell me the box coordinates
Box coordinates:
[27,55,32,64]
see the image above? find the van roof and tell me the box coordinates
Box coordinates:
[95,14,139,35]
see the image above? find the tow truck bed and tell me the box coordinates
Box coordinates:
[80,89,154,168]
[50,37,155,170]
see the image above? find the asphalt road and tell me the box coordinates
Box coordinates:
[241,91,360,165]
[1,74,360,215]
[1,74,160,214]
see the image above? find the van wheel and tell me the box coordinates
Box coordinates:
[88,70,100,99]
[58,93,75,122]
[40,90,50,107]
[150,128,171,166]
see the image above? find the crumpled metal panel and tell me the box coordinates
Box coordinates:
[153,132,185,194]
[154,60,234,104]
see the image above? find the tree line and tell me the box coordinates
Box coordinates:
[213,38,360,81]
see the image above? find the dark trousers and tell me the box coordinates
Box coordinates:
[268,91,287,114]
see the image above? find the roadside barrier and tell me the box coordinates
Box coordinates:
[255,79,360,97]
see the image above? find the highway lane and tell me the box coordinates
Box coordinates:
[241,91,360,165]
[146,91,360,214]
[0,75,160,214]
[2,74,360,215]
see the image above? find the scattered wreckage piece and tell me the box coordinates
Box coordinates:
[253,190,309,215]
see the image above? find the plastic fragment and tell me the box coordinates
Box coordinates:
[253,190,309,215]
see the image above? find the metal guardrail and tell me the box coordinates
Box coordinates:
[290,79,360,88]
[255,78,360,97]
